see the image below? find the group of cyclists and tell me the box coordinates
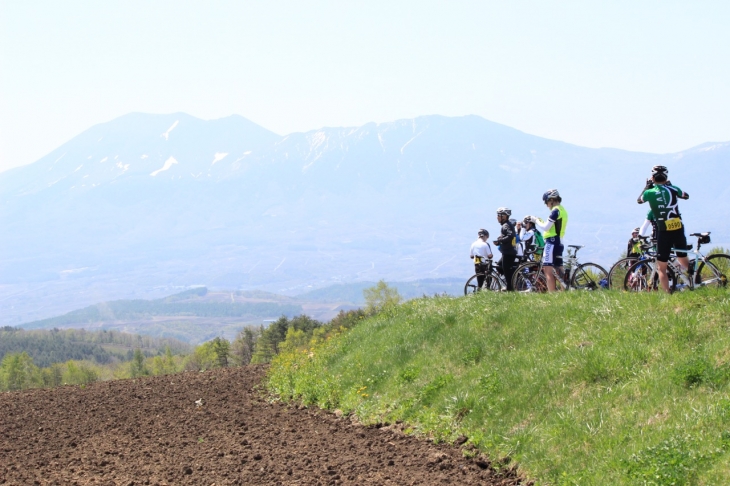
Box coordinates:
[470,188,565,292]
[470,165,691,294]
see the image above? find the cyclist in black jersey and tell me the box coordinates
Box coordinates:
[494,207,517,291]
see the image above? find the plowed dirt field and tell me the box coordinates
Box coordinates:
[0,366,524,485]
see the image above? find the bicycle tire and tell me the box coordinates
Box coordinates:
[623,259,677,292]
[607,257,637,290]
[695,253,730,288]
[571,263,609,290]
[464,274,481,295]
[464,271,506,295]
[512,262,548,292]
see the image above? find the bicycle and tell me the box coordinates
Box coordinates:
[623,232,729,292]
[464,257,507,294]
[607,236,654,290]
[512,245,609,292]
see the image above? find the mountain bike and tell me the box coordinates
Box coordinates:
[512,245,608,292]
[607,236,654,290]
[623,232,729,292]
[464,257,507,294]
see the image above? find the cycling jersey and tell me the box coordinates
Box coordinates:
[640,184,687,231]
[469,239,493,262]
[535,205,568,239]
[495,221,517,255]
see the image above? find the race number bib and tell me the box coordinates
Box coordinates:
[474,256,483,264]
[665,218,683,231]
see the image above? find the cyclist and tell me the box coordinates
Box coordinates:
[529,189,568,292]
[520,216,544,259]
[511,218,523,259]
[469,229,493,290]
[637,165,690,293]
[494,208,518,291]
[627,228,642,258]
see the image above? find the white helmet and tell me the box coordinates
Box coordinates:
[496,207,512,217]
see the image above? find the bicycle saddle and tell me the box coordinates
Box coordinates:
[690,232,710,237]
[568,245,583,250]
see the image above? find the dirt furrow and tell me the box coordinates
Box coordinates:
[0,366,523,485]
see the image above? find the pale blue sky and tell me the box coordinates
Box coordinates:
[2,0,729,172]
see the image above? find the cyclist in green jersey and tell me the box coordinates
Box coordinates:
[638,166,690,293]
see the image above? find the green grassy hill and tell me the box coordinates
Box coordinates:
[268,290,730,485]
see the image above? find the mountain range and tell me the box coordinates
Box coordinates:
[1,112,728,325]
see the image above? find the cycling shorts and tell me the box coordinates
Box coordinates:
[542,237,563,267]
[656,228,688,263]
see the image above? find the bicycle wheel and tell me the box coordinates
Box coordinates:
[464,274,481,295]
[484,270,507,291]
[513,262,548,292]
[623,259,677,292]
[571,263,609,290]
[695,253,730,288]
[608,257,637,290]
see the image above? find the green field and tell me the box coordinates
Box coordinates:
[267,289,730,485]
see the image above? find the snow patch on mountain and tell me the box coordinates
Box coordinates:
[150,157,178,176]
[161,120,179,141]
[211,152,228,165]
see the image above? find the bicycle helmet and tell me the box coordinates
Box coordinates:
[632,227,640,233]
[542,189,560,203]
[651,165,668,183]
[522,216,533,225]
[496,207,512,217]
[478,228,489,237]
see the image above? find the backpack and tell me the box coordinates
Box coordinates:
[534,230,545,249]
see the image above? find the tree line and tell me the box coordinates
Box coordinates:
[0,281,402,392]
[0,327,191,368]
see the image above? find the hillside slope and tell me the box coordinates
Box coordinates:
[268,290,730,485]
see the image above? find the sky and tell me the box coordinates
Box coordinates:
[1,0,730,173]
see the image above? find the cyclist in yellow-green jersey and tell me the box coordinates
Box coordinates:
[529,189,568,292]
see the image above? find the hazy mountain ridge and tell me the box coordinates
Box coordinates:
[0,113,728,325]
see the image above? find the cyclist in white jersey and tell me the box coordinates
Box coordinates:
[469,229,493,289]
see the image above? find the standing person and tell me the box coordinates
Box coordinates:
[511,218,524,259]
[520,216,544,259]
[530,189,568,292]
[494,208,517,291]
[637,165,690,293]
[627,228,642,258]
[469,229,494,290]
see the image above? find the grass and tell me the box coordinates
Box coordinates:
[267,289,730,485]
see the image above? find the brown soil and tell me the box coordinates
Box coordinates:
[0,366,524,485]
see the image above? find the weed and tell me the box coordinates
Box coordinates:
[461,345,482,365]
[624,434,723,485]
[398,366,419,384]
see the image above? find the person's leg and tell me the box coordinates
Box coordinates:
[476,264,485,289]
[542,241,558,292]
[504,254,517,291]
[655,232,672,293]
[657,260,671,293]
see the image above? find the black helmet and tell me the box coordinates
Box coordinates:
[542,189,560,203]
[478,228,489,237]
[522,216,533,225]
[496,207,512,217]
